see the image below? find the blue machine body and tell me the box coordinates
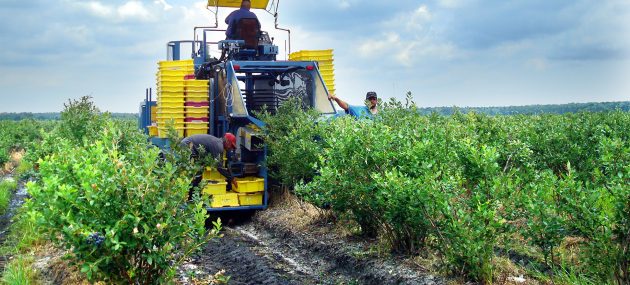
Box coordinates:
[139,28,336,212]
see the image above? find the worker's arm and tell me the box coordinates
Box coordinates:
[328,94,349,111]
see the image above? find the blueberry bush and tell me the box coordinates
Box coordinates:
[23,97,219,284]
[263,95,629,284]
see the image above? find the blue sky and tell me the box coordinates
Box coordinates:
[0,0,629,112]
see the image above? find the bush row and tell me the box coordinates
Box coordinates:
[21,97,219,283]
[262,97,629,284]
[0,120,54,166]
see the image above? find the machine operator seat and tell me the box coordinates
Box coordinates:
[234,18,260,49]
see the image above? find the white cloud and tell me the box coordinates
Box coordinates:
[118,1,152,21]
[71,0,155,22]
[82,1,114,18]
[358,33,400,57]
[336,0,361,10]
[357,5,459,66]
[154,0,173,11]
[406,5,432,31]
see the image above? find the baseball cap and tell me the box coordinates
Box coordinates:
[366,91,377,100]
[225,133,236,149]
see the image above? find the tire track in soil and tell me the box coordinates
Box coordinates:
[189,226,320,285]
[188,218,443,285]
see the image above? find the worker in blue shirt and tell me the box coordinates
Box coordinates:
[225,0,260,39]
[329,91,379,118]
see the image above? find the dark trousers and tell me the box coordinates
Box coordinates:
[189,171,203,200]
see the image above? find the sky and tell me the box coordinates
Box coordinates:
[0,0,629,113]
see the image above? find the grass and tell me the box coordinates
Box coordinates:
[1,256,39,285]
[1,209,44,256]
[0,180,17,215]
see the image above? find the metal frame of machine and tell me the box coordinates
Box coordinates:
[139,0,336,212]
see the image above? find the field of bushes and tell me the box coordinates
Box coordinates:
[0,95,628,284]
[1,97,220,284]
[261,96,629,284]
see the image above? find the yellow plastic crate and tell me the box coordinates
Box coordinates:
[290,49,333,58]
[157,75,185,81]
[157,121,185,128]
[158,68,194,74]
[158,128,185,138]
[185,89,208,95]
[156,113,185,119]
[157,106,185,111]
[185,88,209,94]
[158,70,192,77]
[150,106,157,120]
[319,69,334,75]
[209,0,269,9]
[158,59,193,67]
[210,192,239,208]
[158,98,186,104]
[185,107,209,116]
[232,177,264,193]
[318,62,334,69]
[238,192,263,206]
[185,80,209,87]
[322,74,335,82]
[157,119,185,126]
[203,181,227,195]
[158,83,186,88]
[186,122,209,128]
[203,168,224,180]
[158,95,185,100]
[159,91,186,97]
[158,124,185,131]
[158,102,184,109]
[159,86,185,93]
[186,129,207,136]
[186,95,209,101]
[157,111,185,116]
[148,125,158,136]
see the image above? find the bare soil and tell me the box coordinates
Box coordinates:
[184,188,444,285]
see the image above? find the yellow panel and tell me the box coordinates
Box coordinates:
[208,0,269,9]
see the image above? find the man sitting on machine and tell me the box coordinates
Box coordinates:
[225,0,261,42]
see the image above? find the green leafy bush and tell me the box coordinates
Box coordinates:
[0,119,53,167]
[24,97,220,283]
[264,95,630,284]
[26,120,219,283]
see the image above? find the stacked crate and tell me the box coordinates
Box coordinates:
[232,177,265,206]
[289,49,335,95]
[202,167,265,208]
[156,60,193,138]
[184,78,210,136]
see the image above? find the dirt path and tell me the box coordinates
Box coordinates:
[184,190,444,285]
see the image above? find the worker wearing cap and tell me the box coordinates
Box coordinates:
[181,133,237,162]
[225,0,260,39]
[182,133,237,200]
[329,91,379,118]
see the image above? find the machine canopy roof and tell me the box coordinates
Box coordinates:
[208,0,270,10]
